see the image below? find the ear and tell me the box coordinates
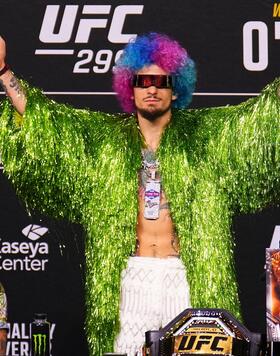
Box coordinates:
[131,88,135,100]
[172,92,177,101]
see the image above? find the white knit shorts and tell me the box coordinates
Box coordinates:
[114,256,191,356]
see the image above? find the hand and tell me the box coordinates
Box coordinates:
[0,36,6,69]
[0,329,6,356]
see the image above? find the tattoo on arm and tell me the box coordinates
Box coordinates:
[9,76,26,98]
[0,74,26,107]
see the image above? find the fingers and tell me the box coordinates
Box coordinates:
[0,36,6,66]
[0,36,6,48]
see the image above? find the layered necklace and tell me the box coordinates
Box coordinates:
[141,148,161,219]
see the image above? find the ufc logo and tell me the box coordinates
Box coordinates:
[39,5,144,44]
[176,334,230,353]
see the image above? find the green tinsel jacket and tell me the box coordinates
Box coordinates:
[1,79,280,354]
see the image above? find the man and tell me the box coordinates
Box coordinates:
[0,283,7,356]
[0,32,280,355]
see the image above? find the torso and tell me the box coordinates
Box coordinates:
[135,148,179,258]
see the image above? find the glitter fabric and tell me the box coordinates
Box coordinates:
[0,79,280,354]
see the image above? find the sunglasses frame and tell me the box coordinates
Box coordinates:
[133,74,173,89]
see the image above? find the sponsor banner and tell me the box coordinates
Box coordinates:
[0,170,87,356]
[36,3,144,74]
[0,0,280,102]
[6,322,56,356]
[0,224,49,272]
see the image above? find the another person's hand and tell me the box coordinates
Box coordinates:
[0,329,7,356]
[0,36,27,114]
[0,37,6,70]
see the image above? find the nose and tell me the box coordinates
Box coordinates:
[147,85,157,94]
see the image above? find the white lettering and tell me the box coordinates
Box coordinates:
[73,49,122,74]
[21,342,29,355]
[1,242,13,254]
[7,341,17,355]
[0,242,48,257]
[50,324,56,339]
[93,50,113,73]
[38,243,48,255]
[21,324,29,339]
[115,50,123,64]
[8,323,29,339]
[39,5,144,45]
[2,259,13,270]
[13,259,25,271]
[6,341,29,356]
[108,5,144,43]
[19,242,29,254]
[275,21,280,40]
[75,6,111,43]
[28,243,39,258]
[73,50,94,73]
[11,323,21,339]
[270,225,280,248]
[11,242,20,254]
[7,323,55,339]
[0,258,48,271]
[243,21,268,71]
[39,5,78,43]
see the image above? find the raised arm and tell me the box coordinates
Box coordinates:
[0,41,127,223]
[0,36,26,114]
[202,78,280,212]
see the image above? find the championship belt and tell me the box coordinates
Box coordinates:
[143,309,263,356]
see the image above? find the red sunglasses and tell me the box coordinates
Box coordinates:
[133,74,173,88]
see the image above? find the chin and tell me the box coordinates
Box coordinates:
[138,109,164,121]
[137,105,171,122]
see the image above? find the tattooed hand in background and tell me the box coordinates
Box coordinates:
[0,37,6,70]
[0,36,26,115]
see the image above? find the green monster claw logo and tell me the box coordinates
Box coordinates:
[33,334,47,355]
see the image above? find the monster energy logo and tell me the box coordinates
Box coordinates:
[32,333,47,355]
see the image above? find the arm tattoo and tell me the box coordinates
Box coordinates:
[9,75,26,98]
[0,74,26,105]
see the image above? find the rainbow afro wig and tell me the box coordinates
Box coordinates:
[113,32,196,113]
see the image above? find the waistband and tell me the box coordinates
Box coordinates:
[127,256,184,269]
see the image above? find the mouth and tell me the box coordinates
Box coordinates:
[144,97,160,103]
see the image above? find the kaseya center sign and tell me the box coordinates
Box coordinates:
[0,224,49,272]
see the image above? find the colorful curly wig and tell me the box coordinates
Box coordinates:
[113,32,196,113]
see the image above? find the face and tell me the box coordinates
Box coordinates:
[133,64,177,122]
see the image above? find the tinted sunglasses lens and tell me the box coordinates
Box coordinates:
[133,75,172,88]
